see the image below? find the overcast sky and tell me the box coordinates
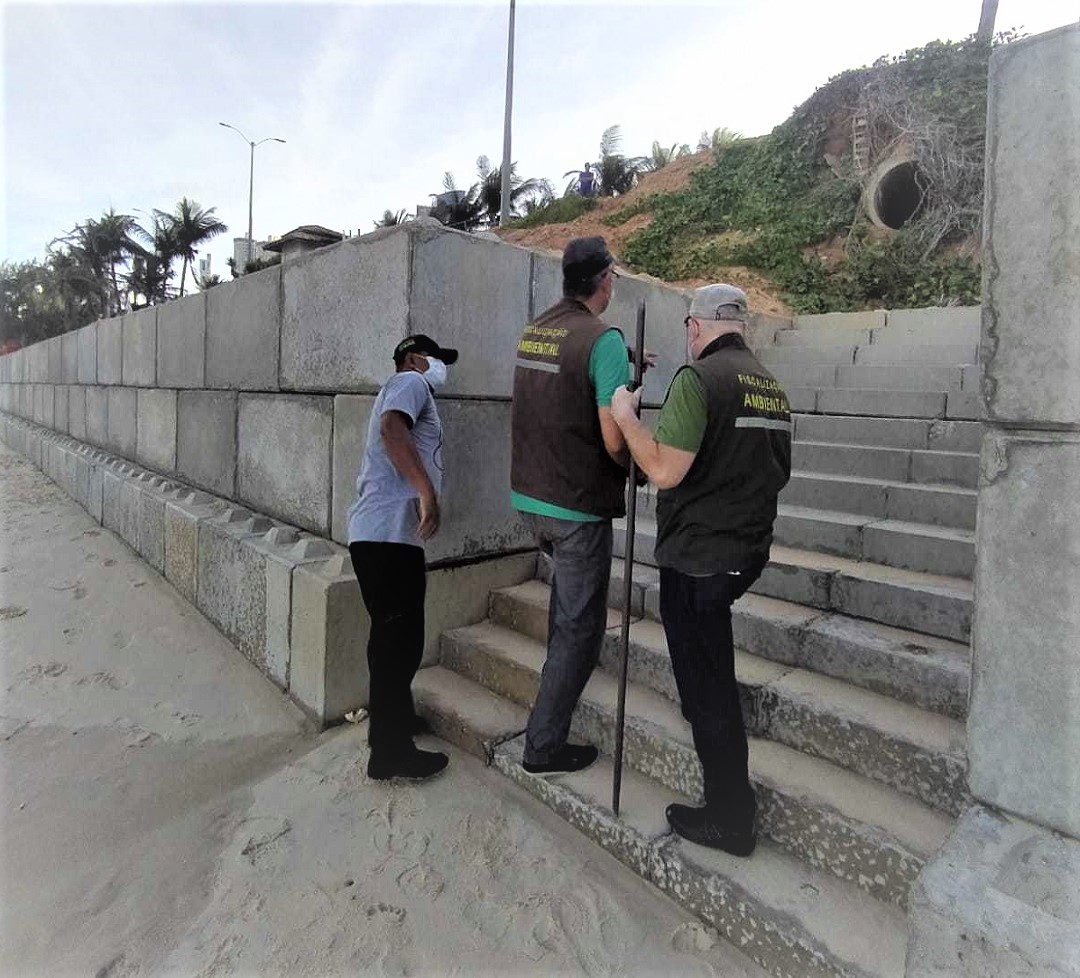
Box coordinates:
[2,0,1076,281]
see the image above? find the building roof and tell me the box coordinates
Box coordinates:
[263,225,343,252]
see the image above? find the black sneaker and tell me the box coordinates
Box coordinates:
[522,743,599,776]
[665,803,756,857]
[367,747,448,782]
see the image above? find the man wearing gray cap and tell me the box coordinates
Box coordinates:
[611,283,791,855]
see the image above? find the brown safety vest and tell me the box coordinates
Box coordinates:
[511,298,627,519]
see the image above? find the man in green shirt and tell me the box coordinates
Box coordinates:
[510,236,633,776]
[611,283,791,856]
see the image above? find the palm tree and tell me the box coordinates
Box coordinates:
[53,222,111,320]
[430,172,485,232]
[130,214,180,307]
[474,156,544,226]
[644,140,691,172]
[374,209,411,228]
[153,198,227,297]
[93,208,142,314]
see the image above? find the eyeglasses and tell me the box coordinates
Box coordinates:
[683,315,695,328]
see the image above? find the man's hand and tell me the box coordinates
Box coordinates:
[627,347,659,372]
[417,491,440,540]
[611,384,643,426]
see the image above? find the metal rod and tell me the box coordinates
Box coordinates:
[499,0,516,228]
[612,301,647,816]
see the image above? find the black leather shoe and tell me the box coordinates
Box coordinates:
[522,743,599,776]
[666,803,756,856]
[367,747,448,782]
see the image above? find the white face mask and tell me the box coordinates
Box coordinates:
[423,356,448,388]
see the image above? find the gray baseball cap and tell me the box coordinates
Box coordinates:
[688,283,749,322]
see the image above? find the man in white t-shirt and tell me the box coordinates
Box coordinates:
[347,333,458,782]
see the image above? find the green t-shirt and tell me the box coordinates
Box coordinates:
[512,329,630,522]
[655,368,707,453]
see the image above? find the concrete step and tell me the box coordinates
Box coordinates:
[793,413,983,454]
[752,545,973,643]
[612,518,974,640]
[494,740,909,978]
[772,506,975,579]
[440,618,957,905]
[780,471,978,530]
[482,588,968,815]
[769,364,967,394]
[535,567,969,718]
[757,342,978,367]
[412,664,527,761]
[791,441,979,489]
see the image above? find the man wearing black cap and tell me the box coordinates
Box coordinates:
[510,235,632,776]
[611,284,791,855]
[347,334,458,782]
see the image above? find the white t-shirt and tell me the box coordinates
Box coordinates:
[346,371,444,547]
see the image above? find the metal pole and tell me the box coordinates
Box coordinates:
[612,301,647,817]
[247,140,255,269]
[499,0,516,228]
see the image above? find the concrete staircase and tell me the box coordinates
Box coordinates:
[413,309,981,978]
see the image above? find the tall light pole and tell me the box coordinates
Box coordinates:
[499,0,516,228]
[219,122,286,270]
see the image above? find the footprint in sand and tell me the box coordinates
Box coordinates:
[0,606,27,621]
[103,559,117,568]
[77,671,126,690]
[365,903,407,924]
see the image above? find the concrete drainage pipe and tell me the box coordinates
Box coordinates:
[865,154,927,231]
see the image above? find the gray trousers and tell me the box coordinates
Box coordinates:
[522,513,613,764]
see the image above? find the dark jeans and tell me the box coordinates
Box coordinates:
[349,541,426,757]
[522,513,613,765]
[659,560,765,830]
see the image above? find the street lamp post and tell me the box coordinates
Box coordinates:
[499,0,516,228]
[218,122,286,270]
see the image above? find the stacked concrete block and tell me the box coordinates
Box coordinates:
[61,330,79,383]
[176,390,237,496]
[206,265,280,390]
[157,293,206,389]
[46,336,62,383]
[196,506,275,668]
[257,531,339,689]
[77,324,97,384]
[53,385,69,434]
[330,394,375,544]
[280,223,409,392]
[97,317,123,385]
[106,386,137,458]
[121,307,157,386]
[909,24,1080,977]
[427,398,531,564]
[409,222,532,398]
[68,386,87,441]
[163,490,225,605]
[290,552,366,724]
[135,388,177,474]
[236,393,332,535]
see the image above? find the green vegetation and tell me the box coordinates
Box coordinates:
[617,34,1004,312]
[509,194,598,229]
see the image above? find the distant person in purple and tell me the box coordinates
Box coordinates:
[578,164,596,197]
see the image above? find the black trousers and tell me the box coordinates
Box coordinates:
[349,541,426,756]
[658,560,765,830]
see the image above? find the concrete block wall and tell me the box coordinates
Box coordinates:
[0,414,536,726]
[0,219,698,555]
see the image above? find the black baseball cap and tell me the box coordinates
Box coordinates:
[562,235,615,284]
[393,334,459,366]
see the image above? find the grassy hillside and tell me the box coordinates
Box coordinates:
[518,35,1003,313]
